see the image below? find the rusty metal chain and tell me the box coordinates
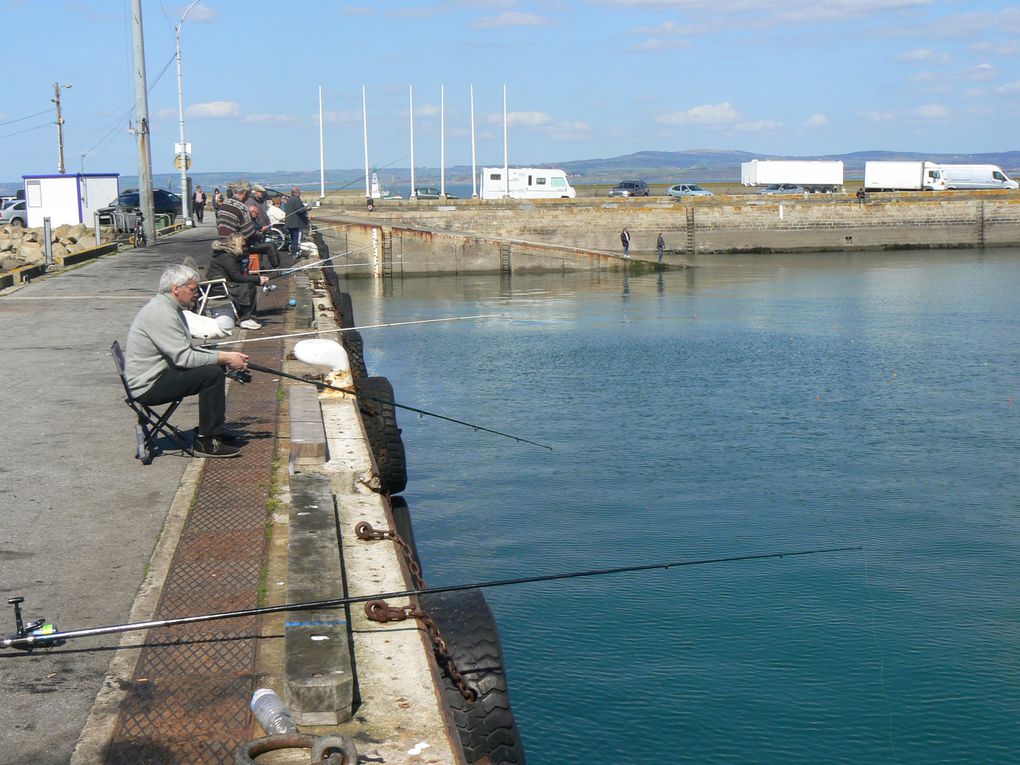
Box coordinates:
[354,520,425,589]
[356,521,475,700]
[364,599,478,703]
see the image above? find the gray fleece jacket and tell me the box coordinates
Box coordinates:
[125,293,220,396]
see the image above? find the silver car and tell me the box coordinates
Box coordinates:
[758,184,805,195]
[667,183,713,198]
[0,199,27,227]
[608,180,649,197]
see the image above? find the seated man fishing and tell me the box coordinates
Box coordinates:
[206,232,270,330]
[125,264,251,458]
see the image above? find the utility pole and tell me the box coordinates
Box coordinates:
[131,0,156,245]
[175,0,201,226]
[52,82,71,174]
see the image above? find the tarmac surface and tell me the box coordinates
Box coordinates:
[0,223,224,765]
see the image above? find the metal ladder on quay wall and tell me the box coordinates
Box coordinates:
[685,206,696,255]
[499,240,512,273]
[381,228,393,278]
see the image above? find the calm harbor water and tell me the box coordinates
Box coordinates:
[341,249,1020,764]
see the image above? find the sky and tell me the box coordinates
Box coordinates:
[3,0,1019,182]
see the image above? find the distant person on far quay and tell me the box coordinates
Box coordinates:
[621,228,631,258]
[657,232,665,262]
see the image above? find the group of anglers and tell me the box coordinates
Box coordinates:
[122,181,311,458]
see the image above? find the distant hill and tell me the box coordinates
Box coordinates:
[5,149,1019,195]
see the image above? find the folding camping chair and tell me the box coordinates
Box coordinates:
[195,278,239,320]
[111,340,194,464]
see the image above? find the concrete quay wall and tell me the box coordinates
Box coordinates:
[313,194,1020,274]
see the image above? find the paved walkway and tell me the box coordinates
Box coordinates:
[0,223,250,764]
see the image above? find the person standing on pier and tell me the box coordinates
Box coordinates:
[657,232,665,262]
[193,186,206,223]
[284,187,309,260]
[621,228,631,259]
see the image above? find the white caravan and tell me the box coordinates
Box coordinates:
[938,164,1018,190]
[480,167,576,200]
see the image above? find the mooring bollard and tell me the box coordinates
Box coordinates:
[43,217,54,271]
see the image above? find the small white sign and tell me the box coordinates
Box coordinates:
[174,142,192,155]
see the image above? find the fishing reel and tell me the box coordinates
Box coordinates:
[5,596,64,652]
[227,369,253,384]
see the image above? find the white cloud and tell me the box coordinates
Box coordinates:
[186,101,240,119]
[486,110,553,127]
[474,11,549,28]
[915,103,948,119]
[241,113,302,125]
[909,71,935,83]
[341,5,373,15]
[735,119,783,131]
[861,110,896,121]
[154,107,178,120]
[633,20,698,35]
[323,109,362,125]
[972,40,1020,55]
[966,63,996,81]
[898,48,950,63]
[656,102,742,125]
[548,121,591,140]
[415,104,440,118]
[593,0,932,24]
[806,113,828,127]
[999,80,1020,93]
[634,38,690,51]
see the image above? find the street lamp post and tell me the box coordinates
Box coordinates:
[52,82,71,174]
[175,0,202,226]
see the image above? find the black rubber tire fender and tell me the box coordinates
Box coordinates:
[336,291,355,329]
[357,376,407,495]
[418,589,526,765]
[342,329,368,381]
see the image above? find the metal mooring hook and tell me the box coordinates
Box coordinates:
[234,733,358,765]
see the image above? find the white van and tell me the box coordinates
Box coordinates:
[938,164,1019,190]
[480,167,576,200]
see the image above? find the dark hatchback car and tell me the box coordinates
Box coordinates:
[108,189,183,217]
[608,180,649,197]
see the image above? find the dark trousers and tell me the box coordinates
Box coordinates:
[249,241,279,269]
[194,202,205,223]
[136,364,226,437]
[287,227,303,258]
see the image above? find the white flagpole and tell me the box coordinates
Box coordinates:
[503,84,509,197]
[362,85,370,199]
[318,85,325,199]
[440,84,446,198]
[409,85,416,198]
[470,84,477,198]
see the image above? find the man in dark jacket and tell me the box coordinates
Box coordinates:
[206,233,269,330]
[283,187,309,260]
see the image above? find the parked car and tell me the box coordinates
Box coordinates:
[667,183,714,198]
[758,184,805,195]
[608,180,649,197]
[412,187,457,200]
[107,189,183,217]
[0,199,27,227]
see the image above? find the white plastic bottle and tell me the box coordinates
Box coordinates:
[250,688,297,735]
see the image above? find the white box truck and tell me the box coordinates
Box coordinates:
[864,161,946,191]
[480,167,576,200]
[938,164,1018,190]
[740,160,843,193]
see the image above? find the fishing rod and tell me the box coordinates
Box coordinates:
[2,545,861,652]
[261,244,375,281]
[209,314,503,348]
[245,360,552,450]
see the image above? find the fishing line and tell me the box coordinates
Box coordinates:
[1,545,861,652]
[209,314,503,347]
[864,553,901,763]
[245,360,552,450]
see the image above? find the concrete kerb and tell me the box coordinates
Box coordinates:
[69,457,206,765]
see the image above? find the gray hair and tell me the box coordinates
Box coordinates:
[159,264,200,294]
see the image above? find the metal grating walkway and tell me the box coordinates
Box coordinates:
[104,285,288,764]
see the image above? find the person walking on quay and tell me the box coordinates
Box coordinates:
[657,232,665,262]
[193,186,206,223]
[621,228,631,259]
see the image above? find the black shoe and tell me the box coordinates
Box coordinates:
[214,429,243,444]
[194,436,241,458]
